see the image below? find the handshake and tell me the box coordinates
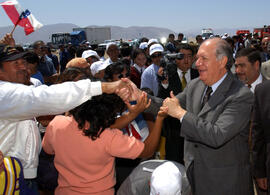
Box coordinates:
[114,79,186,119]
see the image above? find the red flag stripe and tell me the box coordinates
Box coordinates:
[1,4,20,25]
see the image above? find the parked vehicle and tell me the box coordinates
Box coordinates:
[51,32,71,46]
[253,25,270,38]
[236,30,250,36]
[202,28,214,39]
[73,27,111,45]
[51,27,111,47]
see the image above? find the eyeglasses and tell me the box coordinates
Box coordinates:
[151,53,163,58]
[118,72,130,79]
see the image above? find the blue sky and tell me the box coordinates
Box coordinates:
[0,0,269,32]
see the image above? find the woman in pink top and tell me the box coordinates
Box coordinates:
[42,92,166,195]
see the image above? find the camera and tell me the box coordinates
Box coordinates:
[158,52,184,81]
[165,53,184,61]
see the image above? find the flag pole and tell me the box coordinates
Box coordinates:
[10,13,22,35]
[10,24,17,35]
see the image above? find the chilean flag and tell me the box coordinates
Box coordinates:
[1,0,43,35]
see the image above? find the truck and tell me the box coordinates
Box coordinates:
[73,27,111,45]
[51,32,71,46]
[253,25,270,39]
[236,30,250,36]
[51,27,111,47]
[201,28,214,39]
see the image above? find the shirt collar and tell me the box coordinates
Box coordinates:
[177,68,190,76]
[133,64,145,73]
[210,72,228,95]
[249,73,263,93]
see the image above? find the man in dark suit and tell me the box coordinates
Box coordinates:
[122,38,254,194]
[252,81,270,194]
[160,38,254,195]
[235,48,268,194]
[158,44,199,164]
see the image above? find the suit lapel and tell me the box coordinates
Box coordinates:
[199,72,234,116]
[171,71,182,93]
[193,81,206,114]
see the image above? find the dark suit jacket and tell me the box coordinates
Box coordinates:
[252,80,270,179]
[146,71,254,195]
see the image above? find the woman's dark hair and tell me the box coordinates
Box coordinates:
[58,67,88,83]
[103,60,130,81]
[96,47,105,57]
[120,45,132,58]
[132,48,146,61]
[69,93,125,140]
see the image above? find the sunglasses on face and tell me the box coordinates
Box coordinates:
[151,53,163,58]
[118,72,130,79]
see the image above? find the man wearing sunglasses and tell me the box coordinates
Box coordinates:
[141,43,164,96]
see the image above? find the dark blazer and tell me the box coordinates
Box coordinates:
[252,80,270,179]
[157,67,199,163]
[146,71,254,195]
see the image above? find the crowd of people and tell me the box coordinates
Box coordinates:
[0,30,270,195]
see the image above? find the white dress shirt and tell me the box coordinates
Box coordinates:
[0,79,102,178]
[177,68,191,84]
[248,73,263,93]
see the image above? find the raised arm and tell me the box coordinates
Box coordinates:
[110,92,151,129]
[138,106,167,158]
[0,79,130,120]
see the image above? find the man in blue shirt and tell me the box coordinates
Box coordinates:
[33,41,56,78]
[140,43,164,96]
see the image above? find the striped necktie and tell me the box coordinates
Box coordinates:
[201,86,213,108]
